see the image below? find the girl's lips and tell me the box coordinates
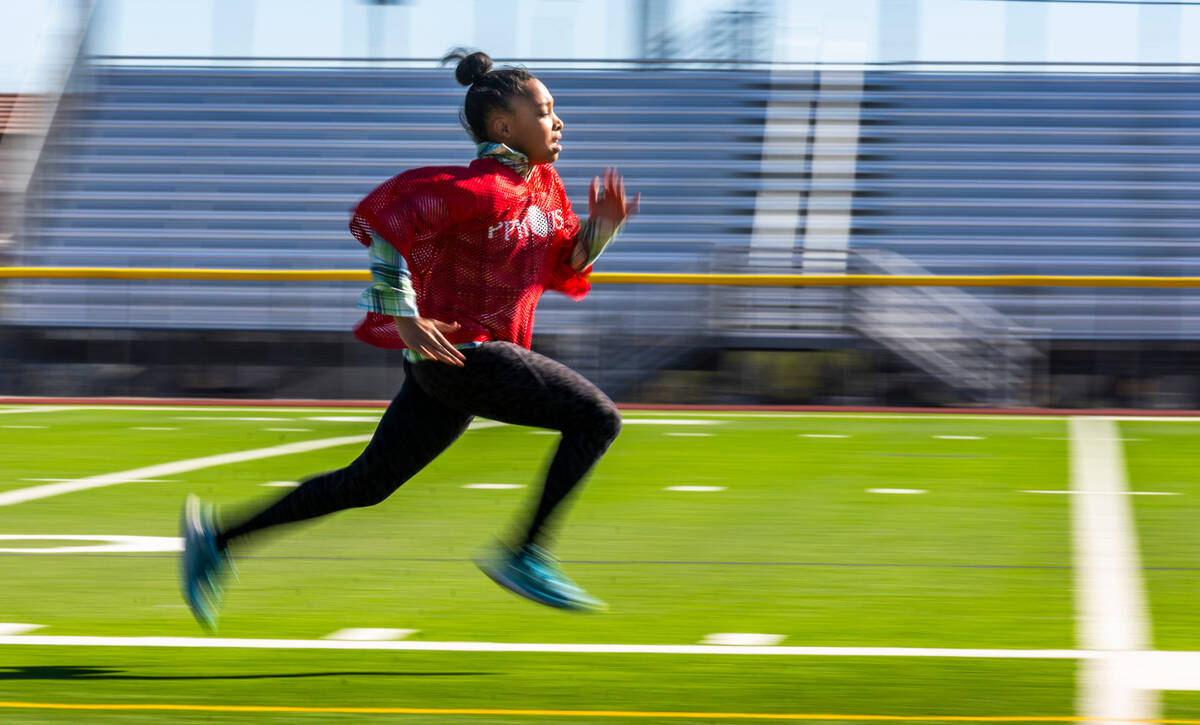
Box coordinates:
[550,142,562,152]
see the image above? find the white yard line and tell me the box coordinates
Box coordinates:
[0,407,84,416]
[0,635,1091,657]
[625,412,1086,421]
[1024,490,1178,496]
[1099,416,1200,423]
[0,435,372,508]
[322,628,418,642]
[700,633,787,646]
[1119,651,1200,691]
[1069,417,1156,725]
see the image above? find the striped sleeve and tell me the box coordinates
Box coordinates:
[356,232,419,317]
[576,216,624,268]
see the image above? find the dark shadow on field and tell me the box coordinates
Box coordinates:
[0,666,494,680]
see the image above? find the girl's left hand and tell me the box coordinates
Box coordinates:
[588,167,640,224]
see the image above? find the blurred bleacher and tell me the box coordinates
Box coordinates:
[6,61,1200,401]
[10,65,757,338]
[855,72,1200,341]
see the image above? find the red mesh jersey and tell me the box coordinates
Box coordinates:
[349,158,591,350]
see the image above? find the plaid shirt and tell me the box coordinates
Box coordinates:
[356,143,622,318]
[357,231,419,317]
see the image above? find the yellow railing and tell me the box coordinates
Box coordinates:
[2,267,1200,288]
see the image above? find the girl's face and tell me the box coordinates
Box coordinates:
[489,79,563,165]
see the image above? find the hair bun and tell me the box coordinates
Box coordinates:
[445,49,493,87]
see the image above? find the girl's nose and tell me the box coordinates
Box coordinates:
[553,115,564,131]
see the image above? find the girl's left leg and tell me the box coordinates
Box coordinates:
[217,369,473,548]
[182,367,472,629]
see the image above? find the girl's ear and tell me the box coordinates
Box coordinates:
[489,113,512,143]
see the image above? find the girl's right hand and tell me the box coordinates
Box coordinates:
[393,316,466,367]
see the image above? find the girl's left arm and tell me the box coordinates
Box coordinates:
[569,167,640,272]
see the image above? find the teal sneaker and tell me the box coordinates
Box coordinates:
[180,494,234,631]
[476,542,607,613]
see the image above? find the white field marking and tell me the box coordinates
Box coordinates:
[665,432,714,437]
[0,636,1091,657]
[0,434,372,508]
[131,426,177,431]
[1036,437,1146,442]
[303,416,508,428]
[800,434,849,438]
[2,425,46,429]
[665,486,726,493]
[624,412,1200,422]
[620,412,1084,420]
[622,419,721,425]
[934,435,984,440]
[1024,490,1179,496]
[700,633,786,646]
[1070,417,1156,724]
[179,416,290,422]
[264,428,312,432]
[323,628,418,642]
[261,481,300,488]
[0,624,44,635]
[867,488,927,495]
[462,483,524,490]
[529,430,558,435]
[1100,416,1200,423]
[0,406,84,415]
[1119,651,1200,691]
[306,415,379,422]
[0,534,181,554]
[20,478,177,483]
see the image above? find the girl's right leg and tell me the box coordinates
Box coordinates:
[216,367,473,549]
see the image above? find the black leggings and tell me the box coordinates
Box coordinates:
[218,341,621,549]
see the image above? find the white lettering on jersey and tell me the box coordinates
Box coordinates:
[492,206,561,243]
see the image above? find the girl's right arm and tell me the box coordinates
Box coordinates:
[356,233,464,366]
[350,172,479,366]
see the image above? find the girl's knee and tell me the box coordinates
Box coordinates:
[593,401,622,443]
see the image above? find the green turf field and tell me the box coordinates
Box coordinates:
[0,405,1196,723]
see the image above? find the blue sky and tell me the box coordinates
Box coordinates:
[3,0,1200,92]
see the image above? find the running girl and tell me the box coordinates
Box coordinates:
[181,49,638,629]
